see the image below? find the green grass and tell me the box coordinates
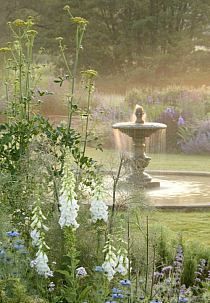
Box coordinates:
[87,147,210,172]
[87,147,210,246]
[150,210,210,246]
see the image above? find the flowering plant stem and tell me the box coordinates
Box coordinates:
[82,81,92,157]
[68,24,85,132]
[63,226,79,303]
[109,156,124,234]
[145,216,149,294]
[150,244,156,300]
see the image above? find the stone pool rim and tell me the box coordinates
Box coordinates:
[148,170,210,177]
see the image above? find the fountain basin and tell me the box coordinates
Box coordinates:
[147,173,210,209]
[103,172,210,210]
[112,105,167,187]
[112,122,166,138]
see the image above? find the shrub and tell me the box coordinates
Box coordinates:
[179,119,210,154]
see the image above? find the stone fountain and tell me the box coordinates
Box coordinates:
[112,105,167,188]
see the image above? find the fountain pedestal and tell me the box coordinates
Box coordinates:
[126,137,160,188]
[112,105,167,188]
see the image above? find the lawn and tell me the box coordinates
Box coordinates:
[150,210,210,246]
[87,147,210,246]
[87,147,210,172]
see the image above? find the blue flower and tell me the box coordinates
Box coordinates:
[179,298,188,303]
[6,231,20,237]
[13,244,25,250]
[119,279,131,286]
[112,288,122,293]
[178,116,185,126]
[112,293,124,299]
[94,266,104,272]
[165,107,176,118]
[105,301,117,303]
[0,249,6,257]
[150,300,162,303]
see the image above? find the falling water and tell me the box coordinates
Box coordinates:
[146,129,166,153]
[113,104,166,154]
[113,129,132,153]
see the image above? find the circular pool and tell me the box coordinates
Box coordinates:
[147,173,210,208]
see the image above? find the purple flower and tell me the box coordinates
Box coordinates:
[76,267,87,277]
[179,298,188,303]
[120,279,131,286]
[6,231,20,237]
[153,271,163,279]
[112,293,124,299]
[161,266,173,273]
[178,116,185,126]
[165,107,172,113]
[147,96,153,103]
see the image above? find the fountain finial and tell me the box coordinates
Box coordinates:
[135,105,144,124]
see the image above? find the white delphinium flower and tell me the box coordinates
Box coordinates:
[30,202,52,278]
[102,259,116,281]
[30,205,49,232]
[30,229,40,247]
[102,235,118,281]
[61,160,76,199]
[31,250,53,278]
[90,199,108,223]
[115,255,129,276]
[48,281,55,292]
[30,205,49,249]
[58,194,79,229]
[102,234,130,280]
[89,178,108,224]
[115,238,130,276]
[58,158,80,229]
[102,250,118,281]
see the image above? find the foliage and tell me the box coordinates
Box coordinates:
[124,86,210,153]
[1,0,210,83]
[0,7,210,303]
[178,119,210,154]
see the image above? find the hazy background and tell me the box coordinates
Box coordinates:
[1,0,210,92]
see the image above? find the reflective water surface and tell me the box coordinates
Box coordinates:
[147,175,210,207]
[104,174,210,208]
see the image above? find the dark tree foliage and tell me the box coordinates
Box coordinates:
[0,0,210,75]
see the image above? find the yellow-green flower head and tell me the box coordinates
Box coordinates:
[56,37,64,41]
[27,30,38,36]
[63,5,70,11]
[0,47,11,53]
[71,17,88,26]
[13,19,27,27]
[26,17,35,27]
[81,69,98,79]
